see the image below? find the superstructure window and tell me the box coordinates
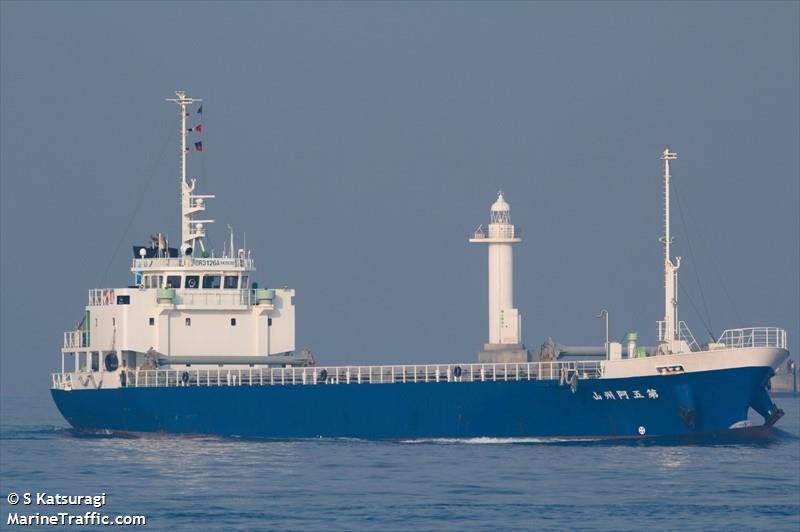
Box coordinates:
[149,317,155,326]
[144,276,163,289]
[91,352,99,372]
[185,276,199,289]
[116,295,130,305]
[185,318,191,326]
[242,276,250,289]
[224,275,238,289]
[166,275,181,288]
[203,275,221,289]
[230,318,237,326]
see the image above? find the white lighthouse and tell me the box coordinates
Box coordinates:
[469,192,530,363]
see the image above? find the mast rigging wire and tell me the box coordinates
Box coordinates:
[97,116,174,289]
[671,174,716,341]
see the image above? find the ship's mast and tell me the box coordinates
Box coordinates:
[660,146,680,352]
[166,91,213,256]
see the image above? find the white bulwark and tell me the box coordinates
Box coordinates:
[470,193,530,362]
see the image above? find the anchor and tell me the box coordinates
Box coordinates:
[750,385,784,426]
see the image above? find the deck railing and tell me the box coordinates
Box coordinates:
[132,257,254,270]
[52,372,69,389]
[50,360,603,391]
[174,289,258,307]
[677,321,700,352]
[717,327,787,350]
[87,288,268,307]
[63,330,88,349]
[88,288,116,306]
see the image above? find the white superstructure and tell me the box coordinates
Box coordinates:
[470,192,528,362]
[59,91,306,390]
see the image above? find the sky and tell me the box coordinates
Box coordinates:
[1,1,798,397]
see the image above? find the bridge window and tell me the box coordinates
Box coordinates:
[224,275,238,289]
[185,275,199,289]
[202,275,221,289]
[166,275,181,288]
[242,276,249,289]
[144,276,163,289]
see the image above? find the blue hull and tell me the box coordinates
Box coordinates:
[51,366,780,439]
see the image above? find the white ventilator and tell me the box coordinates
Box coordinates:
[469,192,523,346]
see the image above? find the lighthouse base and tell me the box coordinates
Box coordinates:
[478,343,531,363]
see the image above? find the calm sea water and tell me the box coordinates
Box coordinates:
[1,390,798,531]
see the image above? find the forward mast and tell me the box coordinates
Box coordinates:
[659,146,680,353]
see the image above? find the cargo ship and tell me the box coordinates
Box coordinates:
[50,91,789,439]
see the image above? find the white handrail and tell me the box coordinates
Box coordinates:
[132,257,254,270]
[717,327,787,349]
[87,288,265,307]
[50,360,604,390]
[63,330,88,348]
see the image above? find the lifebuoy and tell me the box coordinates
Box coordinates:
[319,369,328,383]
[181,371,190,384]
[453,366,463,378]
[104,353,119,372]
[187,277,197,288]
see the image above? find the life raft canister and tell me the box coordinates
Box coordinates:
[318,369,328,383]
